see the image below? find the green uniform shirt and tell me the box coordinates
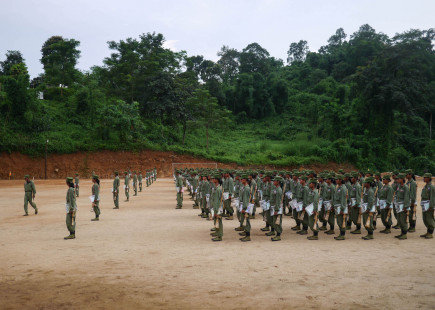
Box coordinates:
[396,184,411,209]
[212,184,222,214]
[66,187,77,211]
[263,181,271,201]
[24,181,36,194]
[406,179,417,205]
[333,184,347,207]
[379,184,393,206]
[307,187,320,212]
[113,176,120,191]
[125,175,130,187]
[421,182,435,209]
[241,184,250,210]
[92,183,100,201]
[349,182,362,207]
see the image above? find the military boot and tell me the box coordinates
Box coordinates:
[91,217,99,221]
[291,225,301,231]
[362,234,374,240]
[408,227,416,233]
[210,227,217,232]
[425,233,433,239]
[212,237,222,242]
[351,227,361,234]
[271,235,281,241]
[261,226,270,232]
[240,236,251,242]
[210,232,218,237]
[325,229,335,235]
[35,208,38,215]
[265,231,275,236]
[307,235,318,240]
[64,234,75,240]
[319,225,327,231]
[226,215,233,220]
[398,233,407,240]
[235,226,244,231]
[239,232,247,236]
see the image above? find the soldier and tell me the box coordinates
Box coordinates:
[91,175,101,221]
[333,174,347,240]
[349,172,362,234]
[146,170,150,187]
[344,173,352,230]
[138,171,143,192]
[74,173,80,197]
[307,178,320,240]
[420,173,434,239]
[361,177,375,240]
[394,173,411,240]
[239,174,251,242]
[223,171,234,220]
[133,171,138,196]
[291,173,302,231]
[192,171,200,209]
[262,173,273,233]
[124,171,130,202]
[297,176,309,236]
[200,174,210,218]
[406,169,418,232]
[391,171,400,229]
[23,175,38,216]
[64,177,77,240]
[324,174,336,235]
[175,170,183,209]
[113,171,120,209]
[210,174,224,242]
[378,174,394,234]
[249,172,258,219]
[154,168,157,181]
[318,173,328,231]
[270,176,284,241]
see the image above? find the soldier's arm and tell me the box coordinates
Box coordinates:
[356,185,361,206]
[367,190,374,211]
[386,187,393,206]
[430,185,435,209]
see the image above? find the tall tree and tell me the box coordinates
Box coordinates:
[287,40,309,64]
[0,50,25,76]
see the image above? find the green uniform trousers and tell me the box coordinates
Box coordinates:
[177,192,183,207]
[308,214,318,232]
[133,183,137,195]
[244,213,251,232]
[319,206,327,226]
[66,212,76,233]
[125,187,129,200]
[224,199,233,215]
[293,208,301,226]
[351,207,360,225]
[272,214,283,234]
[362,213,374,232]
[139,182,142,192]
[216,216,223,237]
[24,193,37,214]
[75,185,79,197]
[380,208,393,228]
[113,191,119,208]
[93,201,100,217]
[397,211,408,232]
[422,209,435,230]
[336,213,346,232]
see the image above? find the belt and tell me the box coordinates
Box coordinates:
[25,191,32,193]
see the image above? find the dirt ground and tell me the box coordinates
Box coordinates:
[1,178,434,310]
[0,150,356,179]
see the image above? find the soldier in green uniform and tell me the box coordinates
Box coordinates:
[291,173,303,231]
[23,175,38,216]
[201,174,210,218]
[74,173,80,197]
[297,176,309,236]
[349,172,362,234]
[344,173,352,230]
[318,174,328,230]
[239,175,251,242]
[154,168,157,181]
[124,171,130,202]
[210,174,224,242]
[175,170,183,209]
[270,176,284,241]
[378,175,394,234]
[420,173,435,239]
[361,177,375,240]
[262,173,273,233]
[249,173,258,219]
[307,178,320,240]
[406,169,418,232]
[333,174,348,240]
[132,171,138,196]
[391,171,400,229]
[113,171,120,209]
[395,173,411,240]
[65,177,77,240]
[192,171,200,209]
[146,171,150,187]
[324,174,336,235]
[223,171,234,220]
[138,171,143,192]
[91,175,101,221]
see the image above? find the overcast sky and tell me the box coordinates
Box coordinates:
[1,0,434,78]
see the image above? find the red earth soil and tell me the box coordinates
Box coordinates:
[0,150,356,179]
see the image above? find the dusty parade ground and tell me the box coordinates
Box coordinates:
[1,178,434,310]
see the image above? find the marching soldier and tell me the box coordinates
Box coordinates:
[333,174,347,240]
[318,173,328,231]
[391,171,400,229]
[175,170,183,209]
[124,171,130,202]
[297,176,309,236]
[361,177,375,240]
[65,177,77,240]
[192,171,200,209]
[210,174,224,242]
[200,174,210,218]
[291,173,303,231]
[420,173,435,239]
[239,174,251,242]
[146,171,150,187]
[406,169,417,232]
[138,171,143,192]
[154,168,157,181]
[91,175,101,221]
[344,173,352,230]
[23,175,38,216]
[394,173,411,240]
[223,171,234,220]
[262,173,273,234]
[133,171,138,196]
[74,173,80,197]
[378,174,394,234]
[249,172,258,219]
[349,172,362,234]
[270,176,284,241]
[307,178,320,240]
[113,171,120,209]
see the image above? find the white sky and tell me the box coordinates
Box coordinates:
[1,0,434,78]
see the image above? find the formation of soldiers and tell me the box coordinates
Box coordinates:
[22,168,158,240]
[174,168,435,242]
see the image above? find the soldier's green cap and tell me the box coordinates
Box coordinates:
[66,177,73,182]
[338,169,344,173]
[114,171,119,175]
[344,173,352,178]
[397,173,406,179]
[327,174,334,179]
[405,169,413,174]
[423,173,432,178]
[335,174,344,180]
[309,178,318,184]
[241,174,249,180]
[75,173,79,175]
[265,172,274,177]
[273,176,283,182]
[374,172,381,177]
[124,171,128,174]
[93,175,99,179]
[351,172,359,178]
[24,174,30,178]
[364,176,374,183]
[392,171,399,176]
[383,174,391,181]
[212,174,221,179]
[299,176,308,181]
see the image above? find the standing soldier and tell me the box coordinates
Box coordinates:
[138,171,143,192]
[406,169,418,232]
[146,171,150,187]
[318,174,328,230]
[307,178,320,240]
[249,172,258,219]
[75,173,80,197]
[91,175,101,221]
[378,174,394,234]
[297,176,309,236]
[223,171,234,220]
[349,172,362,234]
[23,175,38,216]
[361,177,375,240]
[113,171,120,209]
[65,177,77,240]
[133,171,138,196]
[154,168,157,181]
[175,170,183,209]
[324,174,336,235]
[395,173,411,240]
[344,173,352,230]
[270,176,284,241]
[291,173,302,231]
[124,171,130,202]
[420,173,435,239]
[192,171,199,209]
[391,171,400,229]
[262,173,273,233]
[239,174,251,242]
[210,174,224,242]
[333,174,348,240]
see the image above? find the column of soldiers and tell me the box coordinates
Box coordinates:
[21,168,158,240]
[174,168,434,242]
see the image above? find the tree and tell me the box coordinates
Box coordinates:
[239,43,270,75]
[217,46,240,84]
[40,36,81,87]
[1,63,32,119]
[0,50,25,76]
[287,40,309,64]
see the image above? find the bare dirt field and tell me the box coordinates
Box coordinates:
[1,178,434,310]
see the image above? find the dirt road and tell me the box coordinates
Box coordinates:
[0,178,434,310]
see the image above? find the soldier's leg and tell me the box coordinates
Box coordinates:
[24,194,29,215]
[65,213,75,239]
[350,207,361,233]
[176,192,182,208]
[271,214,282,241]
[217,216,223,238]
[307,214,319,240]
[335,214,346,240]
[319,206,327,230]
[298,212,308,234]
[244,215,251,237]
[396,212,408,239]
[362,213,374,239]
[392,207,399,229]
[291,208,301,230]
[93,202,100,219]
[346,206,352,229]
[408,208,416,232]
[327,211,335,233]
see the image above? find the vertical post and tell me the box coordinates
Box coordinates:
[45,139,48,179]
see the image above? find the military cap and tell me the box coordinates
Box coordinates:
[364,176,374,183]
[374,172,381,177]
[383,174,391,181]
[273,176,283,182]
[335,174,344,180]
[66,177,74,182]
[114,171,119,175]
[299,175,308,181]
[93,175,99,179]
[124,171,128,174]
[392,171,399,176]
[75,173,79,175]
[24,174,30,179]
[405,169,413,174]
[241,174,249,180]
[327,174,335,179]
[212,174,221,179]
[344,173,352,178]
[423,173,432,178]
[309,178,318,184]
[397,173,406,179]
[351,172,359,178]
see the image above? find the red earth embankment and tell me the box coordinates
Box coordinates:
[0,150,356,179]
